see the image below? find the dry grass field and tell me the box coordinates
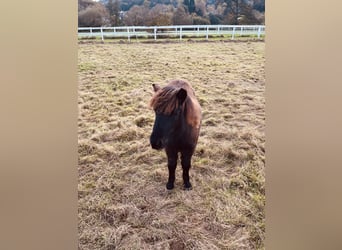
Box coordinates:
[78,40,265,249]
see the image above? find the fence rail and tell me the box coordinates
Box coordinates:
[78,25,265,41]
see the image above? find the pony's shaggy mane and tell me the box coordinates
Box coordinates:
[150,80,201,129]
[150,86,183,115]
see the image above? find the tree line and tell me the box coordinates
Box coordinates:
[78,0,265,27]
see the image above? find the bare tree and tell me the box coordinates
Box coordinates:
[123,5,149,26]
[78,1,110,27]
[173,6,192,25]
[238,2,261,24]
[107,0,122,26]
[218,0,261,24]
[195,0,207,17]
[78,0,95,12]
[146,4,174,26]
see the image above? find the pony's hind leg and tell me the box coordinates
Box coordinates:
[166,149,178,190]
[181,152,193,190]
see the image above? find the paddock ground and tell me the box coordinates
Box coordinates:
[78,41,265,249]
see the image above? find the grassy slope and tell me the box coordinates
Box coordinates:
[78,41,265,249]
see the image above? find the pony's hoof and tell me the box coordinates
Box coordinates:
[166,182,174,190]
[183,182,192,190]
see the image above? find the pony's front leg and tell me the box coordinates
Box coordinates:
[181,152,193,190]
[166,149,178,190]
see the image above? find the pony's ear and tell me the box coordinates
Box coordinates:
[152,84,161,92]
[177,88,187,104]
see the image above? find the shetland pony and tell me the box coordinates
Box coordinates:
[150,80,201,190]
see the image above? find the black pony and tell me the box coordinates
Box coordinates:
[150,80,201,190]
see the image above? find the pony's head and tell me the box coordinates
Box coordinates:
[149,83,187,150]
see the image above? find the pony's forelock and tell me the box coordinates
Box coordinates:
[149,80,201,129]
[150,86,183,115]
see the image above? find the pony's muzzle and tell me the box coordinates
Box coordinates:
[151,141,163,150]
[150,136,164,150]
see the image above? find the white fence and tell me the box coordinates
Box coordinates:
[78,25,265,41]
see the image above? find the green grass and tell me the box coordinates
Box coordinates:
[78,41,265,249]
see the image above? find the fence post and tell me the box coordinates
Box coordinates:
[206,26,209,40]
[154,27,157,41]
[257,26,261,39]
[232,26,235,40]
[240,26,243,36]
[101,27,104,42]
[127,27,130,42]
[180,27,182,41]
[197,26,199,37]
